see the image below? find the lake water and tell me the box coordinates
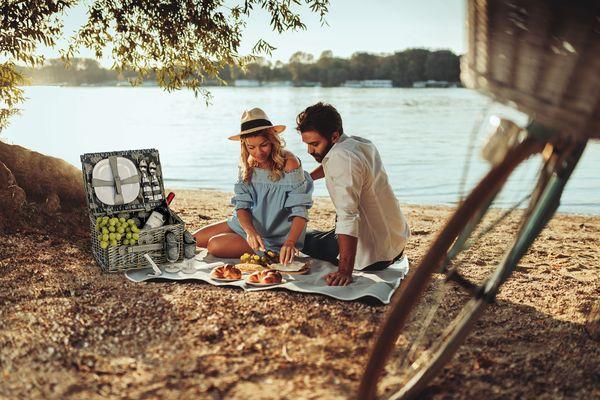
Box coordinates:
[3,86,599,214]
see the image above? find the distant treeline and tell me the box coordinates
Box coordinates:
[18,49,461,87]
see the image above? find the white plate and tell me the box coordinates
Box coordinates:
[210,275,243,282]
[245,278,287,287]
[92,157,140,205]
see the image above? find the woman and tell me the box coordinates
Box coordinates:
[193,107,313,265]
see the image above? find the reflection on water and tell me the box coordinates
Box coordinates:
[3,86,599,214]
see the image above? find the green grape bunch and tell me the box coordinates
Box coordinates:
[95,214,141,250]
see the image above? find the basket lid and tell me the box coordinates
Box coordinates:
[81,148,166,216]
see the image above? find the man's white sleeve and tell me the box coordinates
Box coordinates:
[328,151,364,238]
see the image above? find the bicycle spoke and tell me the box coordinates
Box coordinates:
[441,186,537,286]
[399,278,450,370]
[464,192,532,248]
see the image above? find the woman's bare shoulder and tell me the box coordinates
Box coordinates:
[283,151,301,172]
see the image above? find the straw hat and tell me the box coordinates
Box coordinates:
[228,107,286,141]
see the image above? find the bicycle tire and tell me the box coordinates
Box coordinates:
[358,137,542,400]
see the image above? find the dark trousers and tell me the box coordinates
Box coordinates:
[302,228,404,271]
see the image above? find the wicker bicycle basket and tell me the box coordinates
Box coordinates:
[81,149,184,273]
[461,0,600,139]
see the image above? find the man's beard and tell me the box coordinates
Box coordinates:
[310,140,334,163]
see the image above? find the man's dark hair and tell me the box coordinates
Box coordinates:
[295,102,344,140]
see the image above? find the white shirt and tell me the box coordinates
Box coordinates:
[322,134,410,270]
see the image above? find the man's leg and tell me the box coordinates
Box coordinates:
[302,229,339,265]
[362,250,405,272]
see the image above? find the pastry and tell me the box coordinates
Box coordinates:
[248,269,282,284]
[211,264,242,280]
[262,270,282,284]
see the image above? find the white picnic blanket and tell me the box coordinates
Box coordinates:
[125,250,409,304]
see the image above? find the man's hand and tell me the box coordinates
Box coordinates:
[325,270,353,286]
[325,233,357,286]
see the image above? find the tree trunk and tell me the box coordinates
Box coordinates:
[0,141,87,237]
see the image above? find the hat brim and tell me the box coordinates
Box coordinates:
[228,125,286,141]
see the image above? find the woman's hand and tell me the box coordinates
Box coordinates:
[245,230,266,252]
[279,240,299,265]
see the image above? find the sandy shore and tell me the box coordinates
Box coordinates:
[0,189,598,399]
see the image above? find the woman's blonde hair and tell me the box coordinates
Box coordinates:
[240,127,286,182]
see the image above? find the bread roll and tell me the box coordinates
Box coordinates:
[247,269,282,284]
[212,264,242,279]
[262,274,280,284]
[248,272,261,283]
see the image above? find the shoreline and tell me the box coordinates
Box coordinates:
[168,187,600,218]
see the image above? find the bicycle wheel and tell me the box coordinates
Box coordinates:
[358,136,546,400]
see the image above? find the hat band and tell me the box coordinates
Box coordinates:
[241,119,272,132]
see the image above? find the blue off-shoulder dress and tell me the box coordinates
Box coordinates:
[226,165,314,251]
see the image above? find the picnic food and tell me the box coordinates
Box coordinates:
[264,250,279,263]
[240,252,268,266]
[95,215,141,248]
[268,260,308,273]
[236,250,286,273]
[247,269,282,284]
[236,251,280,272]
[211,264,242,280]
[235,262,266,273]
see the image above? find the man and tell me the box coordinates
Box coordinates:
[296,102,410,286]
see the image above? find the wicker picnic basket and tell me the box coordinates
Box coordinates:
[81,149,184,273]
[461,0,600,140]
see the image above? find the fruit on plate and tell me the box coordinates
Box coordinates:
[264,250,279,263]
[240,252,270,266]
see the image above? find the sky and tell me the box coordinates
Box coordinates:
[40,0,465,65]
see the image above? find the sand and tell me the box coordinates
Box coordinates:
[0,189,598,399]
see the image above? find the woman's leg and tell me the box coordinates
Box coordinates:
[193,220,252,258]
[207,233,253,258]
[193,221,234,248]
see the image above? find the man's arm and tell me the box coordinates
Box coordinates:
[310,165,324,180]
[338,234,358,274]
[324,151,364,286]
